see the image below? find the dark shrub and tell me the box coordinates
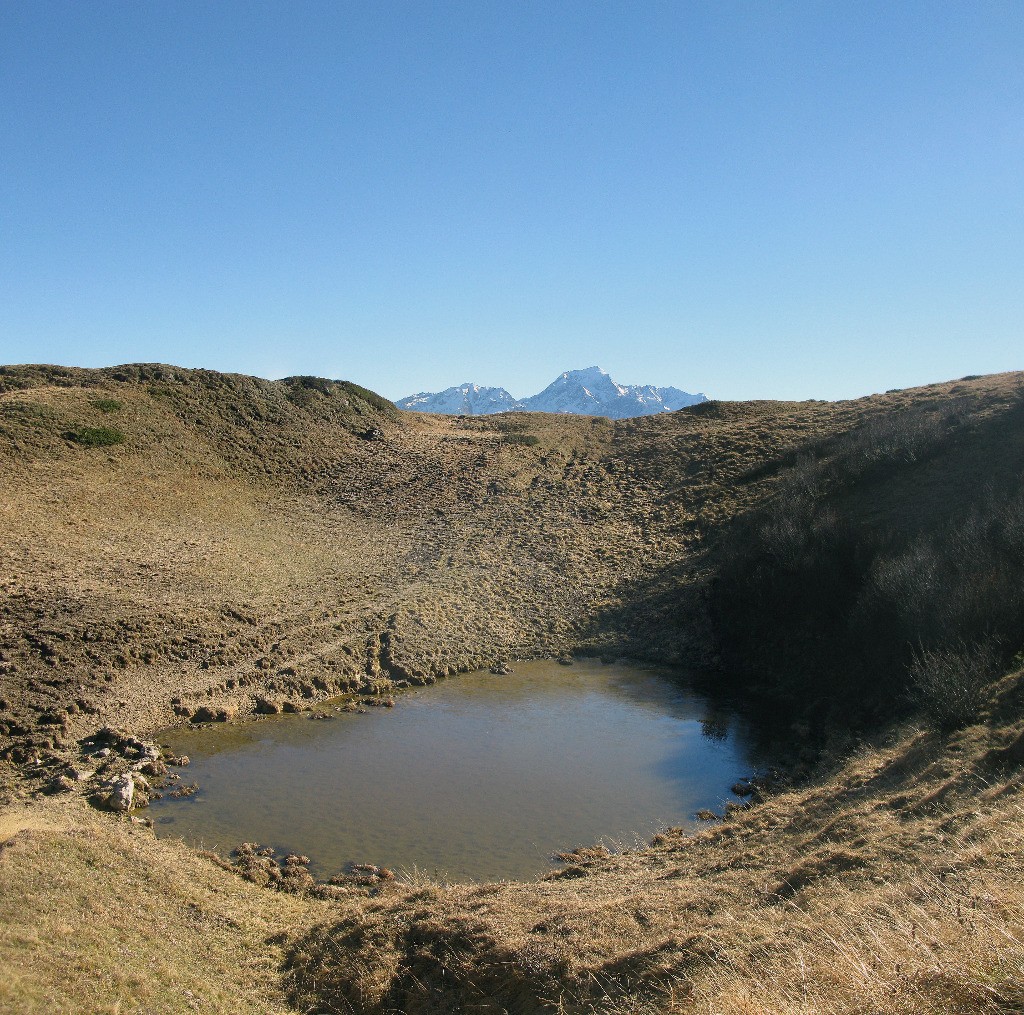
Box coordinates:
[709,421,1024,730]
[339,380,400,417]
[841,409,945,469]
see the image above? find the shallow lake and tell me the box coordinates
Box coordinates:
[151,660,763,881]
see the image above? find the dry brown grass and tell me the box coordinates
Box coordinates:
[2,364,1024,1013]
[0,802,329,1014]
[680,866,1024,1014]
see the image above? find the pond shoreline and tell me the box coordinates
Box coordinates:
[149,659,771,883]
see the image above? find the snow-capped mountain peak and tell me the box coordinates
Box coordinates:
[395,368,707,419]
[396,382,519,415]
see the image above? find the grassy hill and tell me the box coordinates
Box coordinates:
[1,364,1023,1012]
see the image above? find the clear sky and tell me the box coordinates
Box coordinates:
[1,2,1021,402]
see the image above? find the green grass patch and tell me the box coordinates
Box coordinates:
[91,398,123,413]
[66,425,126,447]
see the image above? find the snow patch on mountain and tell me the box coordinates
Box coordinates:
[396,383,520,415]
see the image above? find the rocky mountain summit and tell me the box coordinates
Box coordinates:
[396,366,707,418]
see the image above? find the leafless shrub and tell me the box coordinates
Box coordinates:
[910,639,1002,730]
[844,409,945,467]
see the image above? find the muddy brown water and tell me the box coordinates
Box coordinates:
[151,660,764,882]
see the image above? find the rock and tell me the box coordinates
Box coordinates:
[281,701,301,713]
[70,767,95,782]
[139,758,167,777]
[106,774,134,811]
[346,863,395,882]
[254,696,282,715]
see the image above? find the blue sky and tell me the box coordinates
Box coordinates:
[1,2,1021,402]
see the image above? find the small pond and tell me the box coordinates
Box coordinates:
[151,660,764,881]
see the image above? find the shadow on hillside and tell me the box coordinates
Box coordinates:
[278,912,563,1015]
[573,552,707,656]
[578,387,1024,744]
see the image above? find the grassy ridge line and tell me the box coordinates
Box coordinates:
[708,375,1024,731]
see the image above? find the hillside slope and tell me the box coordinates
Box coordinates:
[0,362,864,790]
[2,364,1024,1013]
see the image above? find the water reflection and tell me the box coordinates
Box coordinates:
[152,660,764,882]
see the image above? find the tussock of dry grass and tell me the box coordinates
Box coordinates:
[680,866,1024,1014]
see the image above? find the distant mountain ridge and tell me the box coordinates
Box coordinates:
[396,366,707,419]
